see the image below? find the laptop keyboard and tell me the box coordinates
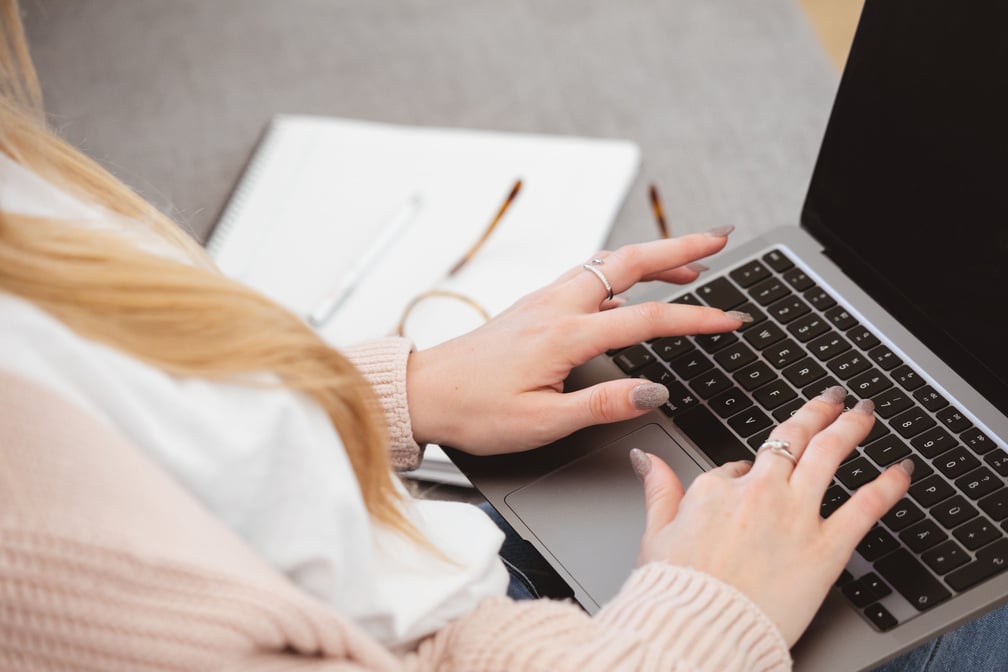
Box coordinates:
[608,248,1008,632]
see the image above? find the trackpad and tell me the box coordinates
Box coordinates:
[504,423,705,607]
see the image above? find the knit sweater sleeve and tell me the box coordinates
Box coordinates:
[405,563,791,672]
[340,337,425,470]
[0,366,792,672]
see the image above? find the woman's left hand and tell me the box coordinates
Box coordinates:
[405,229,750,455]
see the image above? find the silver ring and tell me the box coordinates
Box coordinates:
[758,438,797,466]
[582,258,614,301]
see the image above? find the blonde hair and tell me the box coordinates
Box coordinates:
[0,1,418,540]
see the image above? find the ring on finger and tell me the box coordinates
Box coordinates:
[581,257,615,301]
[757,438,797,467]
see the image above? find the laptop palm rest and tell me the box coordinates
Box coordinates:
[504,423,705,608]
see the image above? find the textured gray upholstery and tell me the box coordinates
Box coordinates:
[24,0,836,256]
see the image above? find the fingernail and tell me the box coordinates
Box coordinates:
[631,382,669,410]
[686,261,709,273]
[852,399,875,415]
[891,458,915,477]
[816,385,847,404]
[724,310,753,323]
[629,448,652,480]
[706,225,735,237]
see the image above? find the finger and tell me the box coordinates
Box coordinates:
[710,459,754,479]
[632,450,686,537]
[792,399,876,502]
[565,232,732,309]
[550,379,670,430]
[748,386,847,481]
[576,303,750,358]
[822,460,913,549]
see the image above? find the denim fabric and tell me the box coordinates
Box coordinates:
[873,603,1008,671]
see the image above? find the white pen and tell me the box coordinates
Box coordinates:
[307,195,423,328]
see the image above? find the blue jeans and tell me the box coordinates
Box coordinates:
[479,502,1008,670]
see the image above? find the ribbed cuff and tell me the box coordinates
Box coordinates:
[597,563,792,672]
[340,337,425,470]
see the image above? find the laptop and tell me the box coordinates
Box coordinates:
[445,1,1008,669]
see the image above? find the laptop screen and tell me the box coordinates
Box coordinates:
[802,0,1008,417]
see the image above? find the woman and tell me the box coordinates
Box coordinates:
[1,2,1001,669]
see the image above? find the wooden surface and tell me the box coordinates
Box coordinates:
[797,0,864,70]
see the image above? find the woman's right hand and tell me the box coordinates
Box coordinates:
[633,387,913,647]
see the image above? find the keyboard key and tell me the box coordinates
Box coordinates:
[931,494,978,529]
[752,379,797,410]
[857,527,900,562]
[613,345,654,373]
[694,331,738,354]
[882,498,925,531]
[922,540,970,575]
[788,313,832,342]
[827,350,872,379]
[773,397,806,422]
[868,344,902,370]
[671,293,702,306]
[746,427,773,451]
[674,405,752,465]
[808,332,852,361]
[822,483,850,518]
[847,325,881,351]
[803,285,837,311]
[782,266,814,291]
[652,336,694,361]
[727,406,773,437]
[802,376,841,400]
[934,446,979,480]
[900,519,947,553]
[953,517,1002,550]
[640,362,676,387]
[892,364,925,391]
[729,260,772,288]
[865,434,911,467]
[767,295,811,324]
[848,368,893,399]
[913,385,949,412]
[837,457,881,490]
[714,341,758,372]
[909,475,955,507]
[936,407,972,434]
[762,249,793,273]
[733,301,768,331]
[658,382,700,416]
[911,426,956,458]
[946,539,1008,592]
[874,548,951,611]
[872,387,914,419]
[688,369,733,399]
[904,455,934,483]
[749,277,791,306]
[843,578,878,608]
[734,361,777,391]
[956,467,1002,500]
[696,277,746,310]
[891,408,937,439]
[764,338,805,369]
[962,428,997,455]
[670,351,714,379]
[863,603,898,632]
[743,322,786,350]
[978,489,1008,521]
[825,305,858,330]
[709,387,754,418]
[783,357,827,388]
[860,418,891,446]
[985,451,1008,477]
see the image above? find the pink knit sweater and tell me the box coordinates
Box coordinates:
[0,342,791,671]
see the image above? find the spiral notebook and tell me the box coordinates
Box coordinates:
[206,115,640,484]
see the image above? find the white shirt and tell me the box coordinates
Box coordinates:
[0,154,508,648]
